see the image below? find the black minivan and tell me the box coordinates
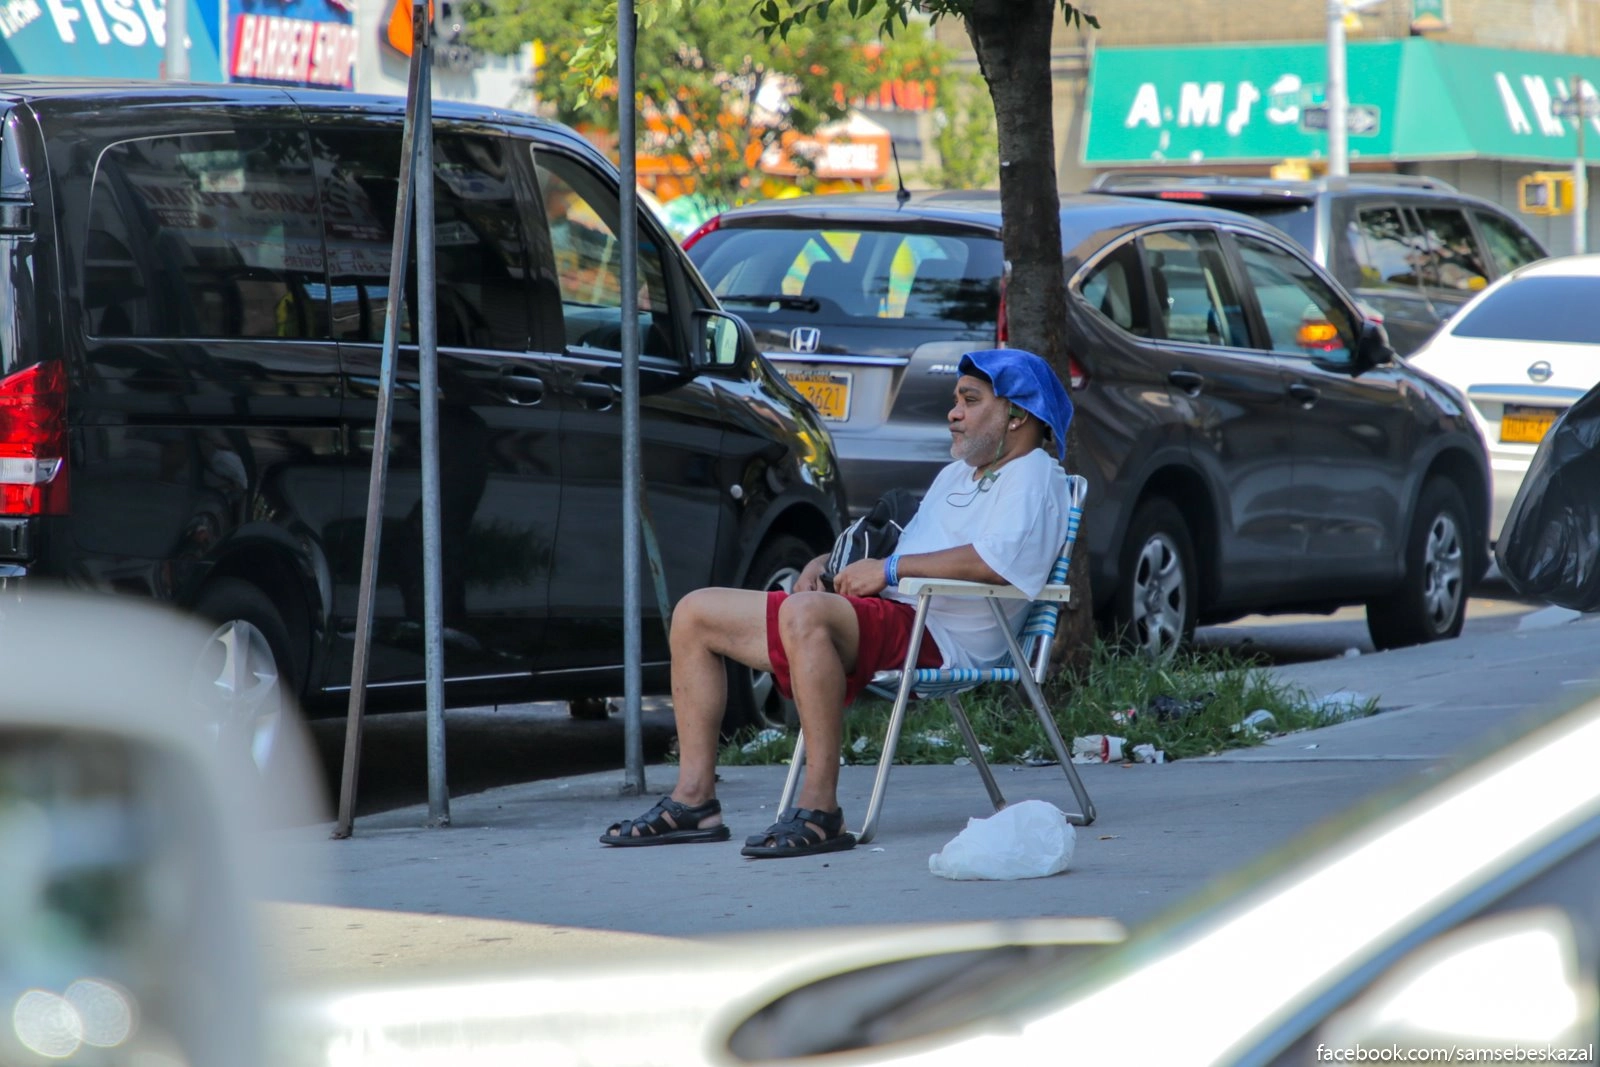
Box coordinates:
[0,79,845,746]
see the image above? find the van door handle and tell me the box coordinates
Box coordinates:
[1288,382,1320,407]
[575,379,619,409]
[1168,369,1204,395]
[500,372,545,406]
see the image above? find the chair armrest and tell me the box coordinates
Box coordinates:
[896,578,1072,603]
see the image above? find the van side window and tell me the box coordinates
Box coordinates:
[1232,234,1355,365]
[532,152,676,358]
[310,129,531,352]
[1077,240,1153,337]
[1474,210,1545,275]
[86,129,326,339]
[1139,229,1248,347]
[1347,206,1426,291]
[1411,207,1490,292]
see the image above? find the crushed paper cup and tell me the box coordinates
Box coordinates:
[1131,743,1166,764]
[1071,734,1126,763]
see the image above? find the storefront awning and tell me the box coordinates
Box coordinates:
[1083,39,1600,167]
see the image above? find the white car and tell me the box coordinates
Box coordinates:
[1408,254,1600,541]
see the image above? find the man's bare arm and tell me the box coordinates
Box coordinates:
[829,545,1000,598]
[794,553,830,593]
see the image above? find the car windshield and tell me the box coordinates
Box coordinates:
[689,223,1004,330]
[1450,276,1600,344]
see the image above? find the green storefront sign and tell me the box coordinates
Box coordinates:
[1083,40,1600,166]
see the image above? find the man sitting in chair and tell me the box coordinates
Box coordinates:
[601,348,1074,858]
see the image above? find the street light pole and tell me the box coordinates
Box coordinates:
[1574,73,1589,256]
[164,0,188,80]
[1326,0,1348,177]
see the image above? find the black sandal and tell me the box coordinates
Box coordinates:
[740,806,856,858]
[600,796,731,847]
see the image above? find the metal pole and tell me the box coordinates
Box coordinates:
[417,25,450,828]
[333,0,427,839]
[164,0,188,80]
[619,0,645,795]
[1326,0,1348,177]
[1574,73,1589,256]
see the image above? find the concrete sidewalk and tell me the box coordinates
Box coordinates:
[258,610,1600,983]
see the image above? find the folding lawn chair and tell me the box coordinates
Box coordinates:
[778,474,1096,844]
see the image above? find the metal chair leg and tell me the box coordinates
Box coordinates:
[777,729,806,812]
[946,694,1006,812]
[855,595,932,845]
[988,599,1097,826]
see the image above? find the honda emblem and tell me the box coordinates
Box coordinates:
[789,327,821,354]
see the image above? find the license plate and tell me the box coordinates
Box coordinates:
[780,369,853,422]
[1500,405,1559,444]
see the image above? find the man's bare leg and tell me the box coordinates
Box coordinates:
[662,587,773,816]
[775,592,862,815]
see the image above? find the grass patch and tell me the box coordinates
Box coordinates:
[718,640,1377,767]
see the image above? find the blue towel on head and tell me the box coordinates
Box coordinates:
[957,348,1074,462]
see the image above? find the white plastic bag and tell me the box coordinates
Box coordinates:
[928,799,1076,881]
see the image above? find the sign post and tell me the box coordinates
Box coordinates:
[1553,77,1597,254]
[164,0,189,79]
[1325,0,1387,177]
[1326,0,1347,176]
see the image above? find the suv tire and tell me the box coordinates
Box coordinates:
[723,535,815,736]
[1111,498,1196,662]
[1366,479,1469,650]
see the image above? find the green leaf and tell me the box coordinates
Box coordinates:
[763,0,779,19]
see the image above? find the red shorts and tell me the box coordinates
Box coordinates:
[765,591,944,707]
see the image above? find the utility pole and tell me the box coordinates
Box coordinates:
[164,0,188,80]
[1326,0,1347,177]
[1574,73,1589,256]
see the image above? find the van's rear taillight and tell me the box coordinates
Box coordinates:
[1068,355,1088,390]
[997,281,1085,388]
[0,360,68,516]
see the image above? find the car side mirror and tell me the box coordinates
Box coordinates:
[1355,319,1396,371]
[693,308,755,370]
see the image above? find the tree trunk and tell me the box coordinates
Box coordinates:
[965,0,1095,669]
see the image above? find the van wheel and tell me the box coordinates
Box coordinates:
[189,579,299,782]
[1367,479,1469,650]
[723,535,813,736]
[1111,498,1196,662]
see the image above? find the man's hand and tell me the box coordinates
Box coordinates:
[831,557,889,598]
[794,554,829,593]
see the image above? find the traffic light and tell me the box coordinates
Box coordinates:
[1518,171,1575,216]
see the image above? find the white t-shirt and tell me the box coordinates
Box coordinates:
[882,449,1071,672]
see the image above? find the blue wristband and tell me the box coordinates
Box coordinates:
[884,554,900,586]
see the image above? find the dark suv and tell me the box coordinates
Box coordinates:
[686,190,1491,657]
[0,78,844,744]
[1088,173,1548,355]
